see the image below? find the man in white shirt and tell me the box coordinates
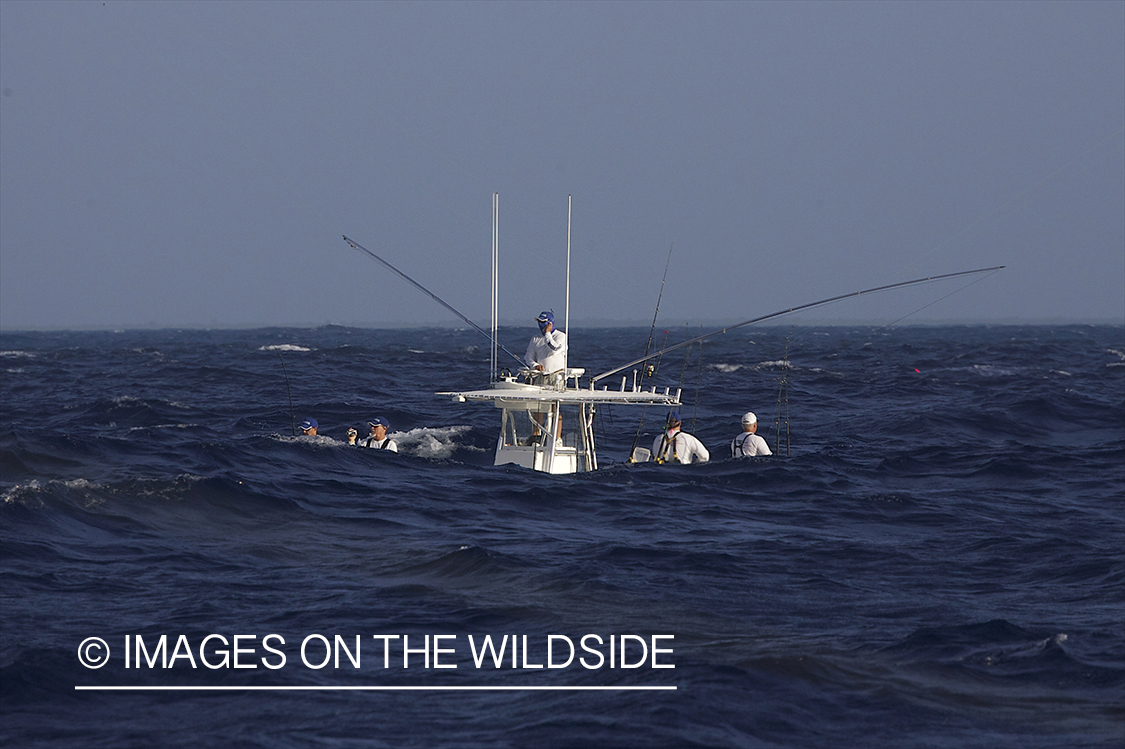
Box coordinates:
[524,311,567,377]
[731,411,771,457]
[652,410,709,465]
[524,310,568,441]
[361,416,398,452]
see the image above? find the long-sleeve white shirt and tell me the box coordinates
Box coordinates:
[652,429,710,464]
[731,431,771,457]
[524,330,567,373]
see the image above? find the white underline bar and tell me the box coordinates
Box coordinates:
[76,685,677,691]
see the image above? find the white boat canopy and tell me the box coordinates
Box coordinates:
[439,369,680,474]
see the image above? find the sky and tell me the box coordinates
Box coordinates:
[1,0,1122,330]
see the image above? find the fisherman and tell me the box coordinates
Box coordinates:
[524,310,567,381]
[298,417,319,436]
[731,411,771,457]
[361,417,398,452]
[652,410,709,465]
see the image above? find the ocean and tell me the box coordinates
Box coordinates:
[1,324,1123,748]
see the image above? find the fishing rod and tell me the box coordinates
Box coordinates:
[689,326,704,434]
[590,266,1005,385]
[774,328,793,457]
[627,243,675,461]
[342,235,525,368]
[642,244,675,371]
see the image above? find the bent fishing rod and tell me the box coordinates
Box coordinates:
[628,242,676,460]
[590,265,1005,385]
[342,235,526,368]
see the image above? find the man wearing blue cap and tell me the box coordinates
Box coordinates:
[361,417,398,452]
[524,311,567,380]
[298,417,319,436]
[652,410,709,465]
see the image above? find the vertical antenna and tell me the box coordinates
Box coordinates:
[491,192,499,382]
[565,194,572,371]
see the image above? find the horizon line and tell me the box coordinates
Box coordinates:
[4,317,1124,334]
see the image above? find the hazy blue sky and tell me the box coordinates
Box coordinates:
[1,0,1122,330]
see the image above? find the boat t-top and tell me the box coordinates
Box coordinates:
[437,194,679,473]
[346,194,678,473]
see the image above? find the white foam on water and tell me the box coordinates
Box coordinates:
[2,477,103,506]
[259,344,311,352]
[126,423,196,433]
[1,479,44,504]
[392,425,479,459]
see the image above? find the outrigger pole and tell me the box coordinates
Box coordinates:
[565,195,572,349]
[342,235,526,368]
[491,193,499,382]
[590,266,1005,385]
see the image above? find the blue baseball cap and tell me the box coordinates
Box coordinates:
[536,311,554,327]
[666,410,681,425]
[368,417,389,430]
[299,417,318,432]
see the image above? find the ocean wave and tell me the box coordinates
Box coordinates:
[393,425,480,458]
[0,475,206,508]
[259,344,311,352]
[970,363,1021,377]
[402,545,522,580]
[124,422,197,433]
[272,433,346,447]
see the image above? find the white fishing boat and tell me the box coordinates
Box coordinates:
[343,194,1002,474]
[345,194,679,474]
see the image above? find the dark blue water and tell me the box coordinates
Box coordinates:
[2,325,1123,748]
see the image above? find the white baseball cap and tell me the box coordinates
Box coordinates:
[741,411,757,425]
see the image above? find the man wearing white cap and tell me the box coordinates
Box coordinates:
[731,412,771,457]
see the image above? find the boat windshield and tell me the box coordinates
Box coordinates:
[500,405,585,449]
